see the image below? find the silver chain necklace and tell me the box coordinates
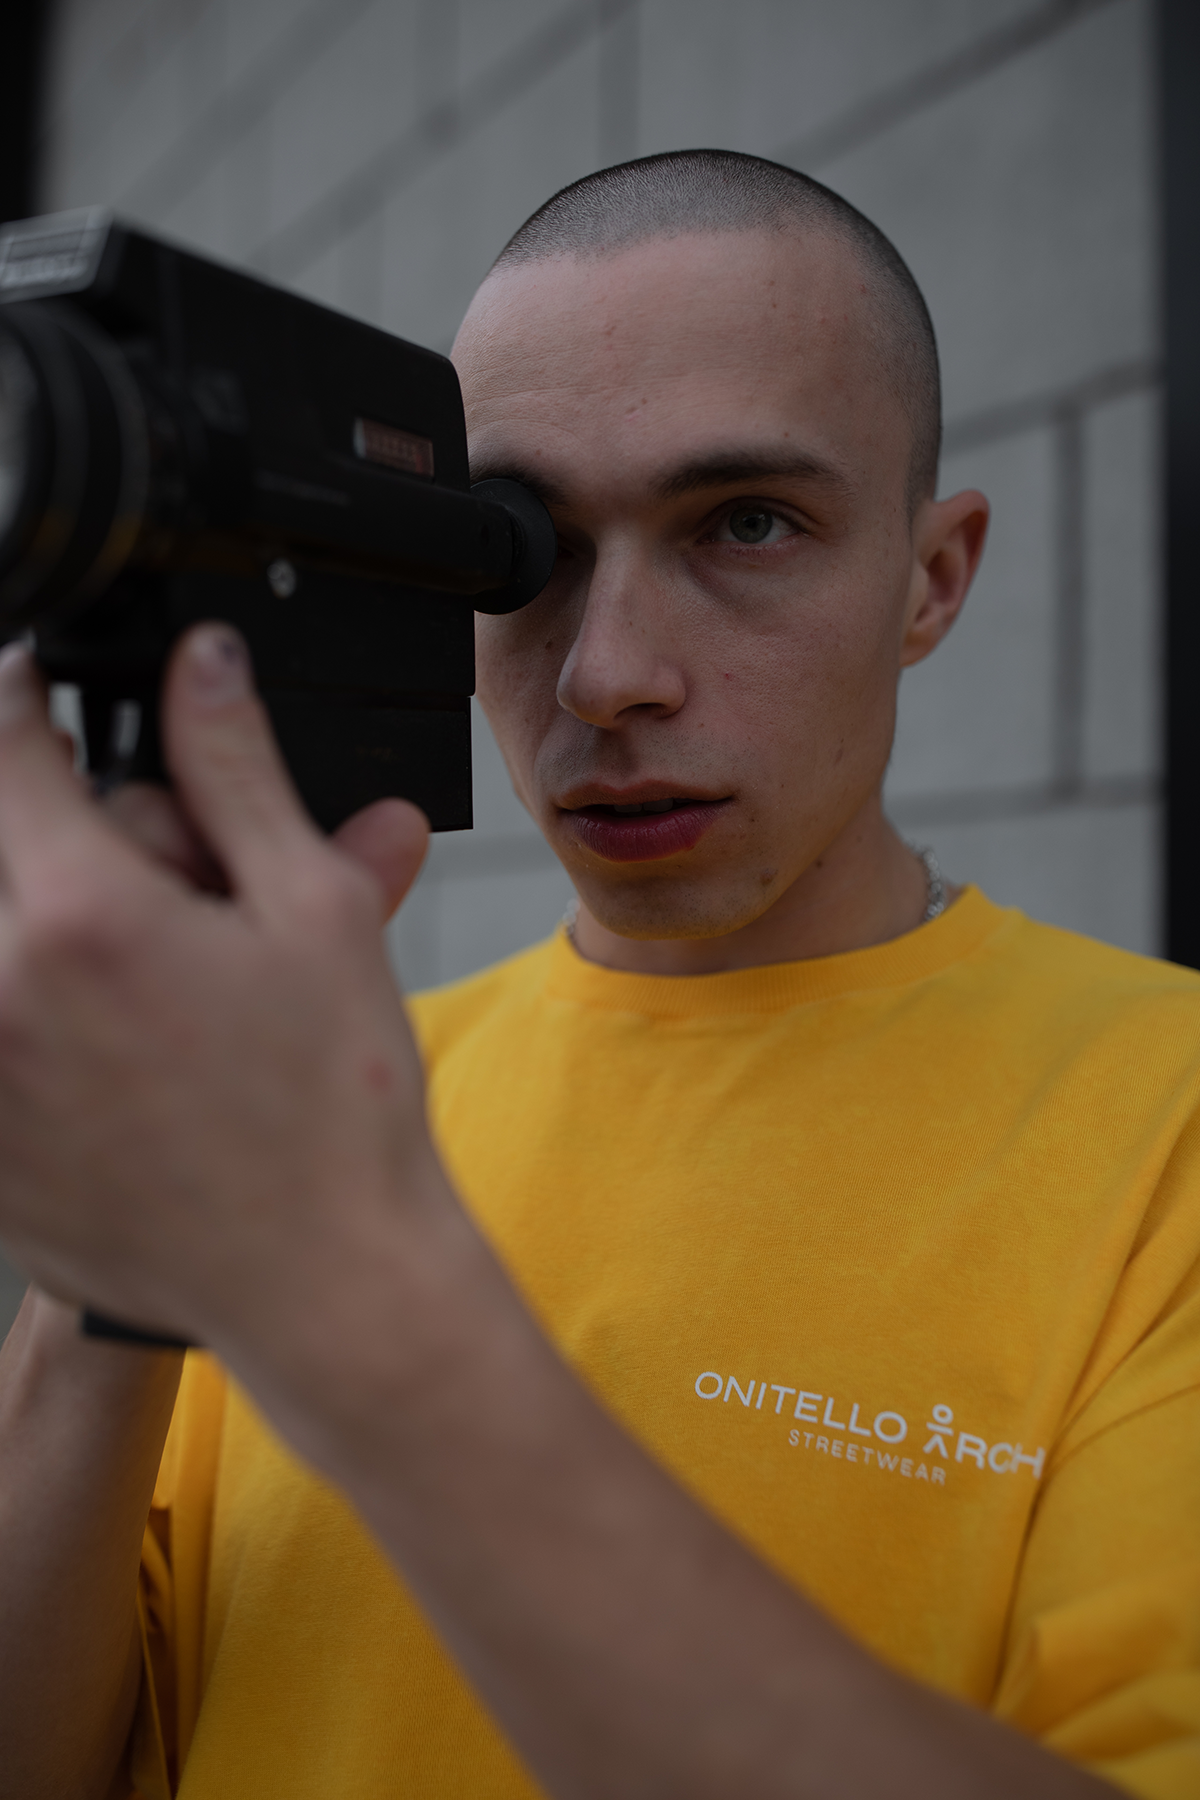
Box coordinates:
[914,844,947,923]
[563,844,947,947]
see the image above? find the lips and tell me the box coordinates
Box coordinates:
[561,796,728,862]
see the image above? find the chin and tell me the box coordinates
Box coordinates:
[572,872,781,942]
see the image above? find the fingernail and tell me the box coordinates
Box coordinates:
[186,626,249,705]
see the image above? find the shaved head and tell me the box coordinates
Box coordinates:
[492,149,941,511]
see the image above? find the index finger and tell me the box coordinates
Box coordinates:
[0,645,137,901]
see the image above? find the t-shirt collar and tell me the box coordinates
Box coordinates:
[545,886,1014,1017]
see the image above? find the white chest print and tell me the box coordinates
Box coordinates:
[694,1371,1047,1487]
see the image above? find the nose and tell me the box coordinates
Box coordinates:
[556,545,687,729]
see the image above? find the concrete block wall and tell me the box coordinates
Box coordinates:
[0,0,1161,1335]
[33,0,1159,986]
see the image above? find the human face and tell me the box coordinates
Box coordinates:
[455,232,975,945]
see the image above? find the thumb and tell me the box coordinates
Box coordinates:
[332,799,429,922]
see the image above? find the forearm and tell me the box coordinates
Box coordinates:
[0,1287,182,1800]
[0,641,1114,1796]
[215,1182,1116,1800]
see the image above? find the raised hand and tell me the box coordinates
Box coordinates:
[0,626,436,1345]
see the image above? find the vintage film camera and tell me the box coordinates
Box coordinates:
[0,209,556,1346]
[0,208,554,830]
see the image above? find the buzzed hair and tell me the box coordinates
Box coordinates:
[493,149,941,511]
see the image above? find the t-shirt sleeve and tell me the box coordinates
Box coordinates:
[994,1300,1200,1795]
[130,1351,228,1800]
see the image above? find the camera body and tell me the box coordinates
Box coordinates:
[0,209,554,829]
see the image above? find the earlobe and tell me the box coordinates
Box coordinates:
[899,489,989,669]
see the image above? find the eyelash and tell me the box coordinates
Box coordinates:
[549,501,809,564]
[706,502,806,549]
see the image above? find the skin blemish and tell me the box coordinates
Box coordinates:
[362,1056,394,1096]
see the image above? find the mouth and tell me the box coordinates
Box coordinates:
[558,793,731,863]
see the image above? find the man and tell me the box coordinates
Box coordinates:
[0,151,1195,1799]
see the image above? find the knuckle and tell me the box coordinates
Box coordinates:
[285,853,377,939]
[20,880,140,972]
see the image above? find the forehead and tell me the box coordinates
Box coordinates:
[452,232,907,503]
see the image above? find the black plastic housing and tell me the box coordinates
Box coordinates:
[0,209,556,831]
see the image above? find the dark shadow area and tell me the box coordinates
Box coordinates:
[1164,0,1200,965]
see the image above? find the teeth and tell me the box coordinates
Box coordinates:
[611,799,678,815]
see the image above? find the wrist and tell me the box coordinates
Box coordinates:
[13,1286,185,1393]
[0,1287,184,1495]
[204,1141,531,1487]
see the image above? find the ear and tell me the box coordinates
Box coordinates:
[899,489,989,668]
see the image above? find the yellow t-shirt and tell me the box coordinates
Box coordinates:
[133,889,1200,1799]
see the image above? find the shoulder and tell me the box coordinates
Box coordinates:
[981,905,1200,1023]
[407,935,558,1068]
[961,904,1200,1117]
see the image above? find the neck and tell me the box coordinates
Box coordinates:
[569,800,946,977]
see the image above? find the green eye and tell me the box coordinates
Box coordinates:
[728,507,775,543]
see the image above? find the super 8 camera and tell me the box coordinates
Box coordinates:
[0,208,556,829]
[0,209,557,1348]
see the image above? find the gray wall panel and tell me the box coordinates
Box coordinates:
[817,0,1156,423]
[639,0,1039,160]
[0,0,1162,1335]
[26,0,1166,959]
[28,0,1164,969]
[920,796,1160,951]
[1083,388,1163,784]
[889,428,1059,800]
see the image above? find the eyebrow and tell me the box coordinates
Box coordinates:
[467,446,853,511]
[651,449,854,503]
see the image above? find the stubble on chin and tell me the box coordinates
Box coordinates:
[565,861,787,943]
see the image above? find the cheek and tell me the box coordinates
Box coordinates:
[698,609,901,802]
[474,616,566,751]
[709,604,897,734]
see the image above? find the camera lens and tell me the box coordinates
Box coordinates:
[0,304,149,630]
